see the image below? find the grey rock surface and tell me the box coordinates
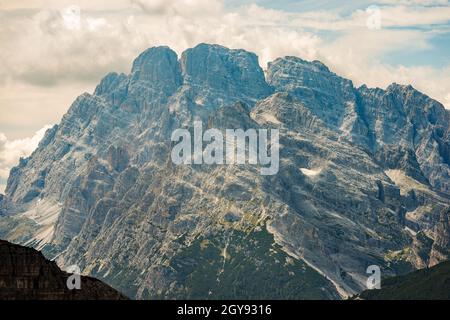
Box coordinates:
[1,43,449,299]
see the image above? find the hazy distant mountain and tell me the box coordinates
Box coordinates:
[0,240,127,300]
[0,43,449,299]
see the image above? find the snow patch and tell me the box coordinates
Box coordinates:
[21,199,61,250]
[300,167,322,177]
[259,113,281,124]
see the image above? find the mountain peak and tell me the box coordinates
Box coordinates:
[387,83,415,92]
[131,45,177,72]
[189,42,230,52]
[2,43,450,300]
[266,54,352,94]
[180,42,272,107]
[268,56,331,75]
[130,46,182,91]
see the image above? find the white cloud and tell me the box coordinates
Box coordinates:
[1,1,445,78]
[374,4,450,27]
[0,0,449,146]
[0,0,325,85]
[0,82,89,139]
[0,125,52,193]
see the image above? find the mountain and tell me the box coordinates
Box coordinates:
[0,239,127,300]
[0,43,449,299]
[356,260,450,300]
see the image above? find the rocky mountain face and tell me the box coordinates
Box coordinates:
[0,43,449,299]
[0,240,127,300]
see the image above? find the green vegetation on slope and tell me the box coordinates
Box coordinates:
[149,227,340,300]
[358,260,450,300]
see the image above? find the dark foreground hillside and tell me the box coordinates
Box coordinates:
[0,240,128,300]
[358,261,450,300]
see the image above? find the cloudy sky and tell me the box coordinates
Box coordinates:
[0,0,449,192]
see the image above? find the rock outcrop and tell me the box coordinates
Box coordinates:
[0,240,127,300]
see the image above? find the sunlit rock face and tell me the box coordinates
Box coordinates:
[1,43,449,299]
